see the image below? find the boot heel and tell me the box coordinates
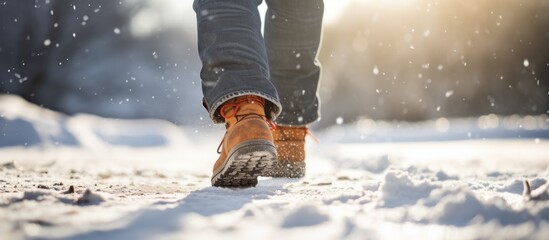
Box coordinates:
[212,139,277,187]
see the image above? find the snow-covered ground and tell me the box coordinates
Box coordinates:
[1,94,549,240]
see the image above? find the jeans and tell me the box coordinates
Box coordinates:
[193,0,324,126]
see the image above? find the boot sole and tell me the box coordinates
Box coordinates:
[212,139,277,188]
[264,161,306,178]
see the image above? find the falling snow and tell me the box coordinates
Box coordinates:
[336,116,344,125]
[523,59,530,67]
[373,65,379,75]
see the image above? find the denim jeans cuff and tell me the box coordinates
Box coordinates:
[208,90,282,124]
[274,104,320,127]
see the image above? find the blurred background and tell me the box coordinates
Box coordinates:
[1,0,548,130]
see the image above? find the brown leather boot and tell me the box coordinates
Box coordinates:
[211,95,277,187]
[266,126,309,178]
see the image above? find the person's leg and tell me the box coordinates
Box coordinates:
[193,0,280,187]
[194,0,281,123]
[264,0,324,126]
[263,0,324,178]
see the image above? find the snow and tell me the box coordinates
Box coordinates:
[1,94,549,239]
[281,205,330,228]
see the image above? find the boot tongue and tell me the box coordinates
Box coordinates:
[222,97,265,129]
[236,100,264,115]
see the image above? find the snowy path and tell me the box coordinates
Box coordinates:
[1,95,549,239]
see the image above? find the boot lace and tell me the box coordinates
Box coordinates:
[216,96,276,154]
